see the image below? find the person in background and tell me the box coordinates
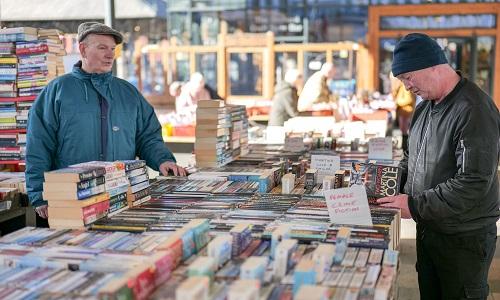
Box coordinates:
[169,81,182,99]
[390,72,415,152]
[268,69,303,126]
[297,62,335,112]
[377,33,499,299]
[26,22,187,220]
[176,72,211,113]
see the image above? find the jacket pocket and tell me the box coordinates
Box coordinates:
[461,139,494,175]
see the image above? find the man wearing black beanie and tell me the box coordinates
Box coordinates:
[378,33,499,299]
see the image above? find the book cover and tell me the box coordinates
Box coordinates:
[349,163,402,203]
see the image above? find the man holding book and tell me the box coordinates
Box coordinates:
[377,33,499,299]
[26,22,186,219]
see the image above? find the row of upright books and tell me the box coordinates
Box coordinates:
[195,100,249,168]
[0,221,399,300]
[0,27,66,162]
[42,160,150,229]
[90,177,400,251]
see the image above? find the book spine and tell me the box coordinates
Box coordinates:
[76,176,105,190]
[77,184,105,200]
[82,200,109,224]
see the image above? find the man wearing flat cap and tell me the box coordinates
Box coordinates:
[377,33,499,299]
[26,22,186,220]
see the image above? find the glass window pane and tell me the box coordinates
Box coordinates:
[169,12,190,45]
[140,52,164,95]
[191,12,219,45]
[331,50,356,97]
[175,52,190,82]
[275,52,298,84]
[196,53,218,91]
[378,38,397,94]
[229,52,263,96]
[221,10,247,33]
[475,36,494,95]
[304,51,325,79]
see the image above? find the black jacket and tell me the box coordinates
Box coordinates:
[268,82,299,126]
[401,77,500,234]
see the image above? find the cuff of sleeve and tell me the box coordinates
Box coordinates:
[407,195,421,222]
[32,199,48,208]
[29,192,47,207]
[155,157,176,170]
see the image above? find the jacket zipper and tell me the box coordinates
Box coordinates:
[460,139,466,173]
[411,113,432,196]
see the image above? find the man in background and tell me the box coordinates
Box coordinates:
[297,62,335,112]
[268,69,303,126]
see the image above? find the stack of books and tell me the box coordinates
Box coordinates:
[16,41,53,97]
[43,165,110,229]
[123,159,151,207]
[0,48,17,98]
[0,28,67,163]
[228,104,249,157]
[0,27,37,43]
[71,161,130,216]
[195,100,232,168]
[38,28,66,76]
[0,44,17,132]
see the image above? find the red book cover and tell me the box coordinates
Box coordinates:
[82,200,109,224]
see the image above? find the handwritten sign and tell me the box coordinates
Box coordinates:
[368,137,393,160]
[285,136,305,152]
[324,185,373,226]
[311,154,340,181]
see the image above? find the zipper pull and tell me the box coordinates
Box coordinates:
[460,139,466,173]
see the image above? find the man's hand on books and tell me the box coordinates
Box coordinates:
[376,194,411,219]
[159,161,187,177]
[35,205,48,219]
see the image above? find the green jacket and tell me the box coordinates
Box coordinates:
[26,62,175,207]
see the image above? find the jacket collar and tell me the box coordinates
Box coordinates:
[72,61,113,84]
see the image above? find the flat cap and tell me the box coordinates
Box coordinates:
[77,22,123,44]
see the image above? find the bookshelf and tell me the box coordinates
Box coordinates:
[0,27,65,169]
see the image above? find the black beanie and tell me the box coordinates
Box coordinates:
[391,33,448,77]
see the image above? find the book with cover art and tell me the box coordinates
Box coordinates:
[349,162,402,204]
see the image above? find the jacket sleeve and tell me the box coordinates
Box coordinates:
[135,92,176,170]
[26,86,59,207]
[398,149,409,194]
[408,104,499,221]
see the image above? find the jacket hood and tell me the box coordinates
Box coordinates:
[72,61,113,84]
[72,61,114,103]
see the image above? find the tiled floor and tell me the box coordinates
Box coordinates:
[398,220,500,299]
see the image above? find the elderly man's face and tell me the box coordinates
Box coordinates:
[80,34,116,74]
[396,67,436,101]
